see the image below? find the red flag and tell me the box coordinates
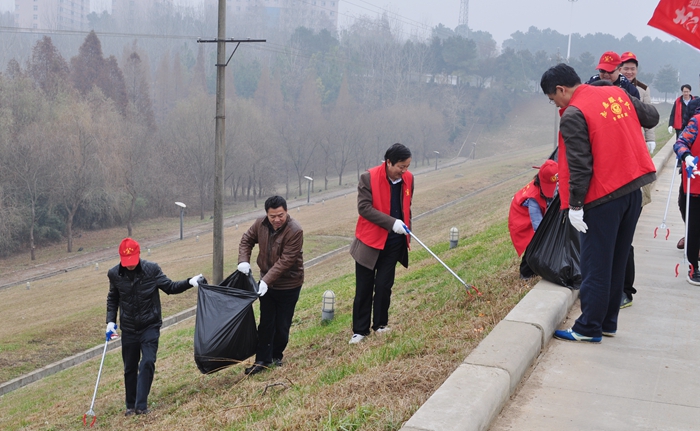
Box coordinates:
[648,0,700,50]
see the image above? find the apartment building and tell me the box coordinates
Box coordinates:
[14,0,89,30]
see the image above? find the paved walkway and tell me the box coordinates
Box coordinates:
[402,141,700,431]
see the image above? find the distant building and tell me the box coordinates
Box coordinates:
[111,0,170,26]
[14,0,89,30]
[206,0,338,33]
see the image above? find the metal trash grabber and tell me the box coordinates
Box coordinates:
[655,158,680,240]
[676,157,698,277]
[83,331,116,427]
[402,224,481,296]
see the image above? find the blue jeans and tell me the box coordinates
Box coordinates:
[121,326,159,411]
[572,190,641,337]
[256,286,301,363]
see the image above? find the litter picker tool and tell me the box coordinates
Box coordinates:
[676,157,698,277]
[83,329,118,427]
[655,158,680,240]
[402,224,481,296]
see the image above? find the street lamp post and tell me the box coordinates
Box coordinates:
[304,176,313,204]
[175,202,186,240]
[433,151,440,170]
[567,0,578,61]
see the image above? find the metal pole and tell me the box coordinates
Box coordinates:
[307,181,311,204]
[212,0,226,284]
[179,208,184,240]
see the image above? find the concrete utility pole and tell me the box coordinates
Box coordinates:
[198,0,265,284]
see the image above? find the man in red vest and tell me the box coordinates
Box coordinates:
[349,143,413,344]
[540,63,658,343]
[508,159,558,278]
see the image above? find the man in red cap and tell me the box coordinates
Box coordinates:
[106,237,204,416]
[508,159,558,278]
[586,51,640,100]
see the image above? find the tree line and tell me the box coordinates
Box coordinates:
[0,7,691,259]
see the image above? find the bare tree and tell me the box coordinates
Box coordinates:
[163,91,216,220]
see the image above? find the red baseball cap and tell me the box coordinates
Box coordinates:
[620,51,638,65]
[537,160,559,198]
[119,238,140,267]
[596,51,621,72]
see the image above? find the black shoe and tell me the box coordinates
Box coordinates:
[124,409,135,417]
[244,361,270,375]
[688,270,700,286]
[272,358,283,367]
[135,408,150,415]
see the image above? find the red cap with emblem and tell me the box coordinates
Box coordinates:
[596,51,621,72]
[119,238,140,267]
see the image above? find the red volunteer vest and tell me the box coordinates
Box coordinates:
[681,113,700,194]
[558,85,656,209]
[508,180,548,256]
[355,164,413,249]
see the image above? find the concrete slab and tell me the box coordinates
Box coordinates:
[504,288,572,346]
[464,320,542,394]
[401,364,510,431]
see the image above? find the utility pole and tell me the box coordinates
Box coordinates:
[198,1,265,284]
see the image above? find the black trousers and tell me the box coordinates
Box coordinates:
[684,195,700,272]
[572,190,641,337]
[256,286,301,363]
[623,245,636,299]
[352,240,404,336]
[121,326,159,411]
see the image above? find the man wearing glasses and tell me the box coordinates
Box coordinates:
[586,51,640,100]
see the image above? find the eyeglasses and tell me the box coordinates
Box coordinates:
[548,99,556,105]
[598,68,618,75]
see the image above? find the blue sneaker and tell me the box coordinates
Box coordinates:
[602,330,616,337]
[554,328,602,343]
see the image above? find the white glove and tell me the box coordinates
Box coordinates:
[106,322,117,340]
[237,262,251,275]
[669,126,675,134]
[392,219,407,235]
[685,155,697,170]
[568,208,588,233]
[646,141,656,154]
[189,273,203,288]
[258,280,268,296]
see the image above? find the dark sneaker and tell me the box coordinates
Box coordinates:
[620,295,633,309]
[124,409,135,417]
[244,361,270,375]
[272,358,283,367]
[678,237,685,249]
[135,409,150,415]
[554,328,602,343]
[602,330,617,337]
[688,270,700,286]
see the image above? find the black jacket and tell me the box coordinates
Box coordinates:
[106,260,191,333]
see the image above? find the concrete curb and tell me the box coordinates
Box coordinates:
[399,136,676,431]
[400,282,577,431]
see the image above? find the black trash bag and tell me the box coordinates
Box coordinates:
[524,194,582,289]
[194,271,259,374]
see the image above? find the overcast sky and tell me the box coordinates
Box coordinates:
[0,0,677,46]
[338,0,675,44]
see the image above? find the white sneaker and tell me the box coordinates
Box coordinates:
[349,334,365,344]
[375,326,391,334]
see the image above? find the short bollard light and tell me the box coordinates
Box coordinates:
[449,227,459,249]
[322,290,335,321]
